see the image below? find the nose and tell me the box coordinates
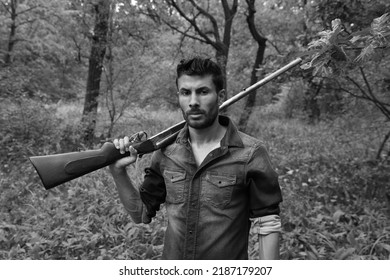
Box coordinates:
[189,92,199,108]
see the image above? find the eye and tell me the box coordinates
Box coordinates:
[178,90,190,96]
[199,89,210,95]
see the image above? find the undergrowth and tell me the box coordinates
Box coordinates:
[248,109,390,259]
[0,100,389,260]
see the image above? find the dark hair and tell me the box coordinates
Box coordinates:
[176,57,224,92]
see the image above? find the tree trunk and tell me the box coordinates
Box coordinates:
[81,0,110,144]
[238,0,267,132]
[4,0,18,65]
[376,129,390,160]
[304,79,322,124]
[219,0,238,100]
[215,42,229,100]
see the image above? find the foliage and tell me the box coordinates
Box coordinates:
[1,106,389,260]
[0,0,86,100]
[300,13,390,158]
[301,13,390,76]
[0,97,61,167]
[0,166,166,260]
[307,0,390,30]
[248,110,390,259]
[1,0,390,261]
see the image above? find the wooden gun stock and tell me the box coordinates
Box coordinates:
[29,58,302,189]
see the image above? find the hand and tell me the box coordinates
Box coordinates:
[109,132,147,171]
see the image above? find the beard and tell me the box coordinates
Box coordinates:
[182,105,219,129]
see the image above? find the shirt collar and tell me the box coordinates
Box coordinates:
[176,115,244,148]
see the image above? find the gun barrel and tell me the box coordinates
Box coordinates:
[219,58,302,110]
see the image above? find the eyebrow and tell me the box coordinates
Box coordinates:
[196,86,210,92]
[179,86,211,92]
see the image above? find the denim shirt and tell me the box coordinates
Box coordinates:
[140,116,282,260]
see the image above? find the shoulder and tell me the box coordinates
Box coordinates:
[237,130,265,149]
[236,131,273,165]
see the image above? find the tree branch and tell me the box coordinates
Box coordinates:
[221,0,238,20]
[325,78,390,108]
[0,0,12,15]
[16,18,38,27]
[160,14,209,44]
[245,0,266,44]
[376,129,390,159]
[17,5,41,16]
[353,69,390,119]
[359,67,387,108]
[269,40,283,55]
[167,0,216,46]
[174,27,192,59]
[221,0,238,45]
[188,0,220,42]
[346,75,390,120]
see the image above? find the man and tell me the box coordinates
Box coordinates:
[109,57,282,260]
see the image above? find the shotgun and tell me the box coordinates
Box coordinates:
[29,58,302,190]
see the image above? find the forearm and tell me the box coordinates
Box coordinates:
[252,214,281,260]
[259,232,280,260]
[109,166,144,223]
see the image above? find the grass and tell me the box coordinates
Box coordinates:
[0,100,389,260]
[247,109,390,259]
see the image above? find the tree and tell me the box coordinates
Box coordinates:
[0,0,83,100]
[303,13,390,159]
[161,0,239,98]
[0,0,43,65]
[101,0,160,138]
[238,0,267,131]
[81,0,110,144]
[295,0,390,123]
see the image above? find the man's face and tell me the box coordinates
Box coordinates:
[177,74,223,129]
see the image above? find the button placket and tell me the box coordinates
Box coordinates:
[183,176,200,259]
[183,147,230,259]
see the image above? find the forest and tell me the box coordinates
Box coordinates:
[0,0,390,260]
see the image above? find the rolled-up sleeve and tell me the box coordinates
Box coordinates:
[139,151,166,220]
[247,144,282,218]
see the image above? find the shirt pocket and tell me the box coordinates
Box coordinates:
[202,172,236,209]
[163,169,186,204]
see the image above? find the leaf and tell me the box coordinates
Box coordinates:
[347,231,357,247]
[331,19,342,32]
[300,62,312,70]
[377,243,390,253]
[127,227,139,240]
[338,248,356,260]
[334,247,355,260]
[333,209,345,222]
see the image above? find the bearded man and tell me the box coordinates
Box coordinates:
[109,57,282,260]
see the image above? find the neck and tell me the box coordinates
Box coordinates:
[188,116,225,146]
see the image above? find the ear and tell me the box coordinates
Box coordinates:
[217,89,225,105]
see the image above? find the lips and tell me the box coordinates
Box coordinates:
[187,110,205,116]
[187,113,204,119]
